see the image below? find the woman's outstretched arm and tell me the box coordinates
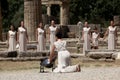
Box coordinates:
[49,45,56,63]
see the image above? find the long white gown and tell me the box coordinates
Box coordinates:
[8,30,16,51]
[108,26,116,50]
[92,32,99,47]
[37,28,45,52]
[49,26,57,51]
[53,40,77,73]
[83,27,91,54]
[18,27,27,52]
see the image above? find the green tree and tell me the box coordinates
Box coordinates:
[70,0,120,25]
[1,0,120,29]
[2,0,23,32]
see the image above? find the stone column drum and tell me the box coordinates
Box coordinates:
[60,0,69,25]
[24,0,42,41]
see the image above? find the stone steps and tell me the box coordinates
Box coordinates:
[1,37,120,54]
[85,49,119,60]
[0,50,50,58]
[67,47,78,53]
[0,57,47,61]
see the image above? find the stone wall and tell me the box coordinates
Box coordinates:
[114,15,120,26]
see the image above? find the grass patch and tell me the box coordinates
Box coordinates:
[0,58,120,71]
[0,61,40,71]
[94,64,102,67]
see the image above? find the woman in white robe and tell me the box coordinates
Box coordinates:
[103,20,118,50]
[92,27,99,49]
[8,25,16,51]
[82,22,91,54]
[36,22,46,52]
[49,32,80,73]
[48,20,57,51]
[17,21,28,52]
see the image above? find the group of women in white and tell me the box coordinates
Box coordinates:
[7,20,117,73]
[82,20,118,54]
[8,21,28,52]
[8,20,57,52]
[8,20,81,73]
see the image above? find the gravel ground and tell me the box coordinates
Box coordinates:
[0,67,120,80]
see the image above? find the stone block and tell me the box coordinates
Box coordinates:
[114,52,120,60]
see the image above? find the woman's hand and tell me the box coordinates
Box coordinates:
[48,59,51,64]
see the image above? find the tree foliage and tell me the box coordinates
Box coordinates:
[2,0,23,32]
[70,0,120,24]
[1,0,120,30]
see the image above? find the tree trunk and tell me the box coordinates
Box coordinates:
[24,0,42,41]
[0,1,2,41]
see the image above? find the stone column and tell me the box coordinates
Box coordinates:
[47,4,51,17]
[60,1,69,25]
[24,0,42,41]
[0,1,2,41]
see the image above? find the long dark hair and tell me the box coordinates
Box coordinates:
[9,24,15,31]
[55,31,62,39]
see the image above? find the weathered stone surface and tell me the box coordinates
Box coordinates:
[86,50,119,60]
[24,0,42,41]
[114,52,120,60]
[67,32,75,38]
[0,51,8,57]
[0,50,50,58]
[0,57,47,61]
[42,0,69,25]
[60,0,69,25]
[114,15,120,26]
[18,51,50,57]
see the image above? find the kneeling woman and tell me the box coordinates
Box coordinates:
[49,32,81,73]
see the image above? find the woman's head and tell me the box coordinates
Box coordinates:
[110,20,114,26]
[51,20,55,26]
[94,27,98,33]
[20,21,24,27]
[55,31,62,39]
[38,22,44,28]
[84,21,88,27]
[9,25,15,31]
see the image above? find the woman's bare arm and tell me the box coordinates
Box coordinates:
[49,45,55,63]
[48,28,50,43]
[103,28,109,40]
[17,29,19,43]
[36,28,38,42]
[7,32,9,46]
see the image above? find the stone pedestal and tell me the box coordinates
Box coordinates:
[115,52,120,60]
[24,0,42,41]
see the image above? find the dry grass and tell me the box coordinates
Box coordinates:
[0,61,40,71]
[0,58,120,71]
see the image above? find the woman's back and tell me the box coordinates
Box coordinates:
[54,40,67,52]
